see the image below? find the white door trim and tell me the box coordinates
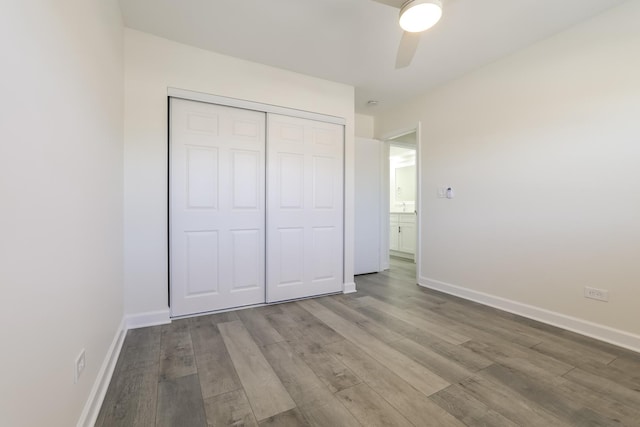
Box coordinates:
[382,123,422,278]
[168,88,346,126]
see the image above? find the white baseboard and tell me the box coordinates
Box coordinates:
[77,309,171,426]
[125,309,172,330]
[419,276,640,354]
[77,317,126,427]
[343,282,357,294]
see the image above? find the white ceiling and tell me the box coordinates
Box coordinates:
[120,0,627,114]
[390,145,416,159]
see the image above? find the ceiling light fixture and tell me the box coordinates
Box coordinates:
[399,0,443,33]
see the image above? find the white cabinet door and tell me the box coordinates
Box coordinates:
[170,99,266,316]
[390,214,415,257]
[389,214,399,251]
[398,219,416,254]
[267,114,344,302]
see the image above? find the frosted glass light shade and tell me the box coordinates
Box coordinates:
[399,0,443,33]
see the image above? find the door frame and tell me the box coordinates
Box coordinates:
[168,88,345,125]
[380,123,422,278]
[167,88,348,316]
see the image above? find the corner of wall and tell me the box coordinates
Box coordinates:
[76,317,127,427]
[76,307,172,426]
[125,309,172,330]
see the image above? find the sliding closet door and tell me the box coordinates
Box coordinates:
[267,114,344,302]
[170,98,266,316]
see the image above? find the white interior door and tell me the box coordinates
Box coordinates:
[267,114,344,302]
[354,138,383,275]
[170,98,266,316]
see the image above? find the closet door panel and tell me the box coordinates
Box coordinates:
[230,229,261,291]
[267,114,344,302]
[278,153,305,209]
[311,226,337,281]
[276,227,305,286]
[185,231,219,295]
[186,147,218,209]
[231,150,261,209]
[170,99,266,316]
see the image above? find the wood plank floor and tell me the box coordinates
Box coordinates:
[97,258,640,426]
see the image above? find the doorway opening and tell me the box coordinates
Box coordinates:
[385,127,420,283]
[352,123,421,285]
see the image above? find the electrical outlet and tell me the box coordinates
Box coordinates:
[437,187,446,198]
[584,287,609,302]
[74,349,86,383]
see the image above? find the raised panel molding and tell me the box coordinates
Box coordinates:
[187,113,219,134]
[277,227,304,286]
[312,226,335,281]
[279,123,305,142]
[230,229,261,291]
[186,146,218,209]
[233,119,259,138]
[312,128,337,146]
[312,156,335,209]
[278,153,304,209]
[232,150,260,210]
[186,231,219,296]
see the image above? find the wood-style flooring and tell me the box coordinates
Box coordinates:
[97,258,640,426]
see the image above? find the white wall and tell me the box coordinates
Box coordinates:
[376,1,640,346]
[124,30,355,318]
[0,1,124,426]
[355,113,376,138]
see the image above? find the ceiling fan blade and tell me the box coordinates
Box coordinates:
[395,31,421,68]
[371,0,406,9]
